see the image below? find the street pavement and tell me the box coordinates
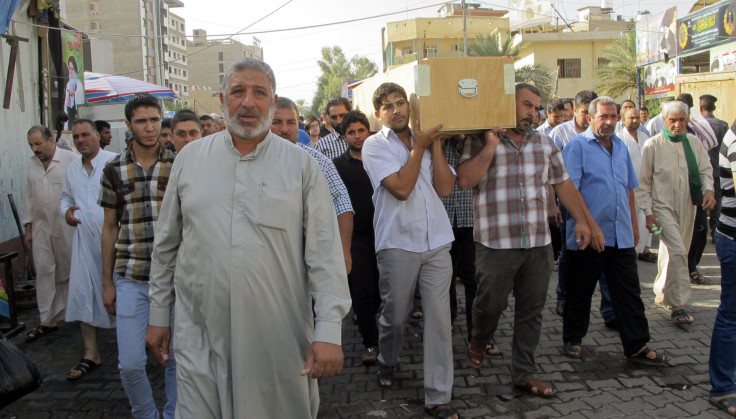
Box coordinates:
[1,239,730,418]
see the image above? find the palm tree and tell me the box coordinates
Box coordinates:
[468,32,554,101]
[594,31,637,99]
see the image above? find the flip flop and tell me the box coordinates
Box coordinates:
[563,342,582,359]
[514,377,557,398]
[689,271,706,284]
[67,358,100,381]
[671,309,694,324]
[377,364,394,388]
[25,325,58,342]
[710,396,736,417]
[466,341,485,369]
[486,342,502,356]
[424,404,459,418]
[628,346,667,366]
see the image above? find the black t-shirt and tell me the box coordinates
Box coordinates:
[319,125,332,138]
[333,150,375,241]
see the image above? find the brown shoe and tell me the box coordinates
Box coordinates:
[467,340,485,369]
[361,346,379,366]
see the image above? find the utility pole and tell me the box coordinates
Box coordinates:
[462,0,468,56]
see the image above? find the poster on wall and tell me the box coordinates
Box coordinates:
[678,0,736,55]
[642,60,677,99]
[636,7,678,66]
[61,31,85,130]
[710,41,736,71]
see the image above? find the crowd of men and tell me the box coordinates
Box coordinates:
[19,57,736,418]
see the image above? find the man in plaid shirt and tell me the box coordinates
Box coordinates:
[99,93,177,418]
[315,97,351,159]
[457,83,603,398]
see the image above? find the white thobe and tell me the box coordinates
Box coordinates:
[635,133,713,307]
[60,150,117,328]
[149,131,351,419]
[23,147,77,323]
[618,128,652,254]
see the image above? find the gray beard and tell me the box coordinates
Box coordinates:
[225,106,275,140]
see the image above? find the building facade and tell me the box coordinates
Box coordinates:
[187,30,264,92]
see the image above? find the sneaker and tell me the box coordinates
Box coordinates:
[361,346,379,366]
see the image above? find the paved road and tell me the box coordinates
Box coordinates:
[2,240,729,418]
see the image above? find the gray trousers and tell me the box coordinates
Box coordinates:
[472,243,552,385]
[377,244,453,406]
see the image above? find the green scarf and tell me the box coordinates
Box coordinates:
[662,127,702,205]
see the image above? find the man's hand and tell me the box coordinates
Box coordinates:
[588,222,606,253]
[482,128,504,150]
[633,226,640,248]
[548,205,562,228]
[413,121,450,150]
[574,222,591,250]
[102,281,116,315]
[703,190,716,210]
[300,341,343,378]
[344,253,352,276]
[145,325,171,367]
[646,214,660,233]
[65,206,82,226]
[23,225,32,251]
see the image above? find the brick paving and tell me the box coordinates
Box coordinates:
[1,240,730,418]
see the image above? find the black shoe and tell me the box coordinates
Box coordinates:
[556,301,565,316]
[604,319,618,330]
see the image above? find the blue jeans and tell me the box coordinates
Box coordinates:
[710,231,736,397]
[116,276,177,419]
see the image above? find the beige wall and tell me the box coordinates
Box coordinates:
[187,89,223,116]
[187,40,263,92]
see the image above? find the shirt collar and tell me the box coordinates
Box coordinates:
[581,127,623,145]
[380,124,413,143]
[125,141,165,164]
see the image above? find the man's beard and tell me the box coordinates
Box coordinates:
[225,106,274,139]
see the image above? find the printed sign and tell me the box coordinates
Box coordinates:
[678,0,736,55]
[641,60,677,99]
[636,7,678,66]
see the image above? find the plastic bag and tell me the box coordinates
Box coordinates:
[0,333,42,408]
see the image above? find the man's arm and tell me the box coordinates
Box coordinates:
[553,179,604,251]
[457,130,502,190]
[430,139,455,198]
[23,171,33,251]
[629,190,639,247]
[60,170,81,226]
[635,143,658,232]
[380,124,448,200]
[337,212,353,275]
[101,208,119,315]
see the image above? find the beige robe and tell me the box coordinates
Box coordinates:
[635,133,713,307]
[149,131,351,419]
[23,147,77,323]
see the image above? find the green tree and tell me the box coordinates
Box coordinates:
[311,46,378,115]
[295,99,310,117]
[594,31,637,99]
[467,32,553,102]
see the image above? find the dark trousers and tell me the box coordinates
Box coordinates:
[688,206,708,272]
[348,238,381,347]
[448,227,477,341]
[563,246,650,357]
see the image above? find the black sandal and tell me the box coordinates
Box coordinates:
[710,396,736,417]
[671,309,694,324]
[690,271,706,284]
[628,346,667,366]
[67,358,99,381]
[424,404,459,418]
[25,325,58,342]
[377,364,394,388]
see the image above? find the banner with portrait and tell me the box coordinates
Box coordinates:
[710,41,736,71]
[641,60,677,99]
[636,7,677,66]
[678,0,736,55]
[61,31,85,129]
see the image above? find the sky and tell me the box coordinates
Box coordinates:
[174,0,701,105]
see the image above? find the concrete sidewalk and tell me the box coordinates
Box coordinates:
[2,241,728,418]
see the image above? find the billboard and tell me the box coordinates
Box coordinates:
[62,31,85,129]
[678,0,736,55]
[641,60,677,99]
[710,41,736,71]
[636,7,677,66]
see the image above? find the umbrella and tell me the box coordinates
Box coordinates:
[83,71,177,104]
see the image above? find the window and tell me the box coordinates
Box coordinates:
[557,59,581,78]
[218,52,224,61]
[424,46,437,58]
[401,46,413,55]
[597,58,610,67]
[183,86,187,92]
[183,70,187,77]
[182,56,186,63]
[90,22,99,30]
[219,74,224,84]
[219,63,224,73]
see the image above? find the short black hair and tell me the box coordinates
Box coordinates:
[27,125,53,139]
[640,106,649,112]
[340,110,370,133]
[372,83,407,112]
[124,93,162,122]
[621,99,636,107]
[547,98,566,113]
[700,94,718,112]
[71,118,97,132]
[574,90,598,108]
[562,98,574,107]
[172,109,202,132]
[515,83,540,98]
[277,96,299,115]
[676,93,694,108]
[325,97,351,116]
[94,120,110,132]
[162,118,172,129]
[199,114,214,122]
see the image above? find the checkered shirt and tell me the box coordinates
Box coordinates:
[98,146,176,282]
[460,130,568,249]
[441,138,473,228]
[298,143,354,216]
[314,131,348,160]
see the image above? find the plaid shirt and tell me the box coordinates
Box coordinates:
[460,130,568,249]
[314,131,348,160]
[98,145,175,282]
[441,138,473,228]
[298,142,353,216]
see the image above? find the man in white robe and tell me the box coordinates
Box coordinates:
[60,119,116,380]
[146,58,351,418]
[23,125,76,342]
[636,101,715,324]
